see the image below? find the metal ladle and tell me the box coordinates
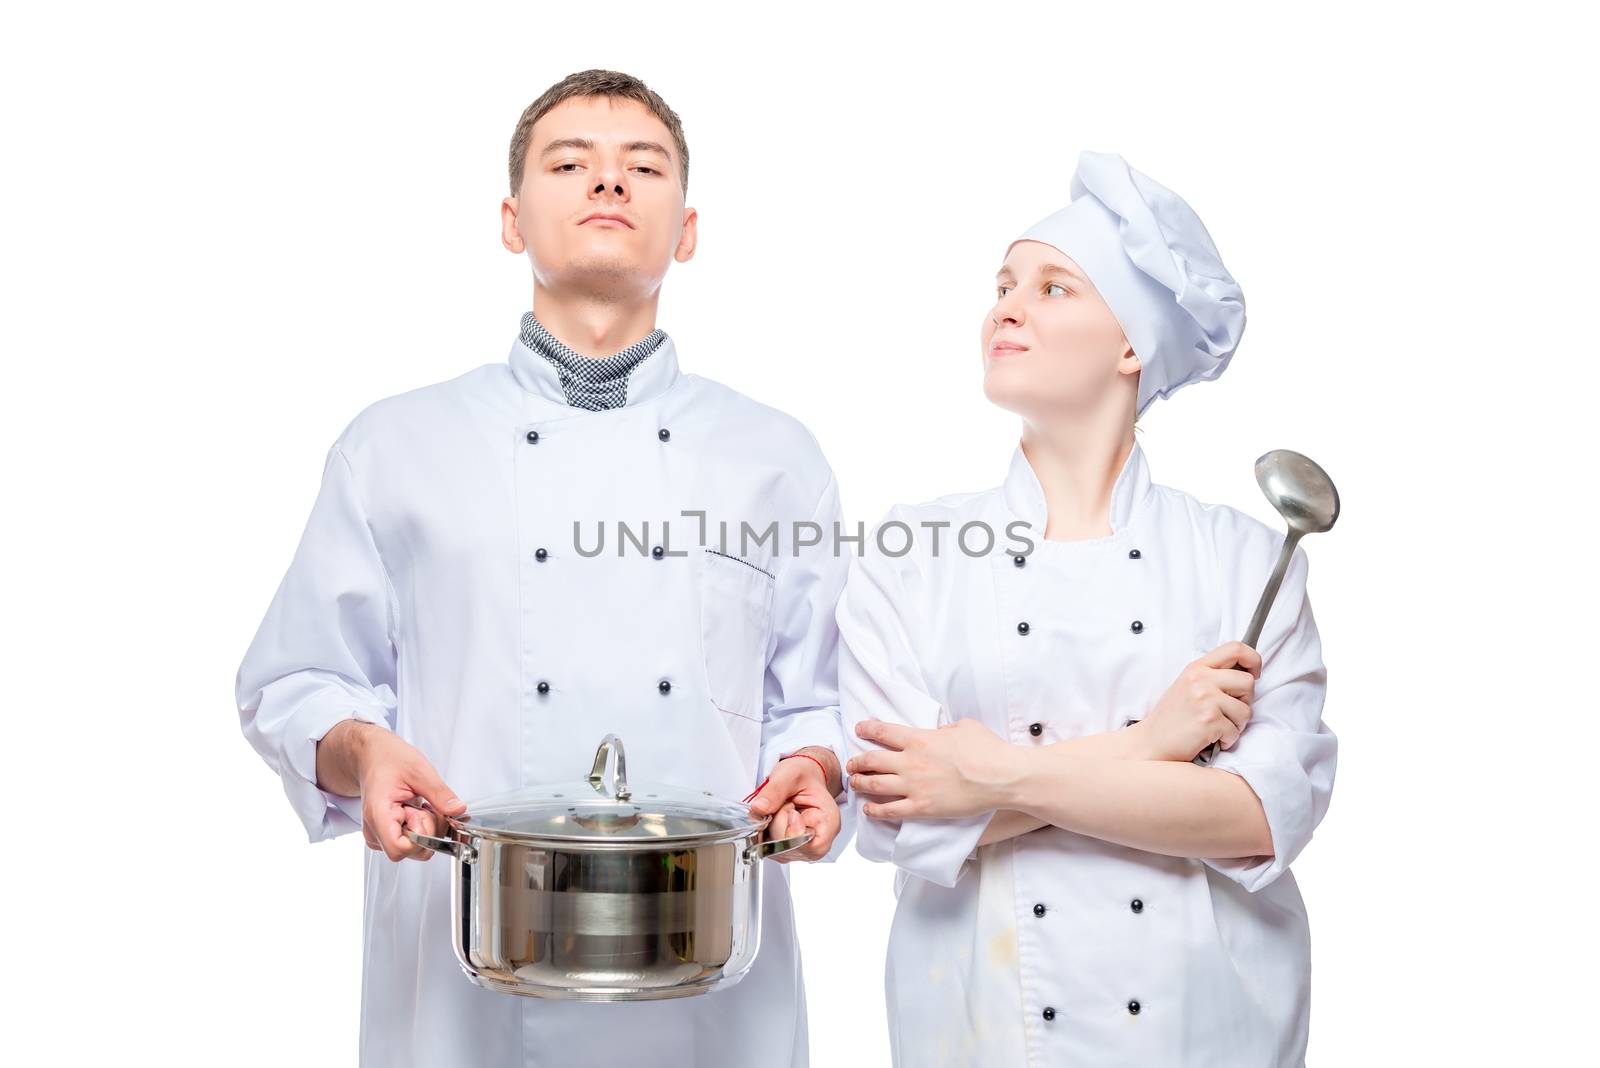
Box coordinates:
[1194,449,1340,766]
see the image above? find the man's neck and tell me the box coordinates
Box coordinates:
[529,283,661,359]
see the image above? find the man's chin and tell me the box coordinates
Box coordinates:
[551,254,664,295]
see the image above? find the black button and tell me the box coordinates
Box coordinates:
[1042,1007,1056,1021]
[658,679,672,695]
[534,547,548,562]
[1129,548,1141,559]
[1131,898,1144,914]
[1130,619,1144,634]
[1033,903,1046,917]
[1013,553,1027,568]
[1017,621,1030,635]
[651,545,665,559]
[658,428,671,442]
[536,680,550,695]
[1028,722,1043,737]
[525,430,539,444]
[1128,1000,1141,1016]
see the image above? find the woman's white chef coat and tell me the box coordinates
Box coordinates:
[837,439,1336,1068]
[236,331,852,1068]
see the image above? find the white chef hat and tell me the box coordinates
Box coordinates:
[1007,151,1246,418]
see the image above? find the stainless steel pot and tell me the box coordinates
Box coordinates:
[405,734,812,1001]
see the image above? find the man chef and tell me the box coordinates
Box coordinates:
[235,69,851,1068]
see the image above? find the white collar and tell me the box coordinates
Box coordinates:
[508,332,682,409]
[1001,437,1154,537]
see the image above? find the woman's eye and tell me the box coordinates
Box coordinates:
[996,285,1011,298]
[1045,282,1069,296]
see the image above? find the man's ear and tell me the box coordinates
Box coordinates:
[501,197,526,254]
[673,206,698,263]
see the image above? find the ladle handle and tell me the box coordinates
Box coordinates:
[1193,532,1302,767]
[587,733,632,801]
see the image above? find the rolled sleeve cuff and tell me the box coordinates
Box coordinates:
[1202,750,1315,893]
[873,811,990,889]
[281,693,392,844]
[761,712,848,803]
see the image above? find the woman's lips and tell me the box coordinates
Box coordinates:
[989,342,1028,357]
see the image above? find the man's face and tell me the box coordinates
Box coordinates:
[502,96,696,299]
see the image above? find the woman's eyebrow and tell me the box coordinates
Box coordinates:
[1038,263,1087,282]
[995,263,1087,283]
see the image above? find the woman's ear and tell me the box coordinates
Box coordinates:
[1120,339,1141,376]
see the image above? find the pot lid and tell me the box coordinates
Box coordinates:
[453,734,765,844]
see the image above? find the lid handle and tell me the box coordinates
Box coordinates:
[587,733,631,801]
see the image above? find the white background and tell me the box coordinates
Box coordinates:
[4,2,1595,1064]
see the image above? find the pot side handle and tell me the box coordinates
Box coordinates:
[746,829,814,862]
[400,797,476,862]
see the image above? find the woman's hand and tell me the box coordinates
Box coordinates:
[1130,641,1262,762]
[847,718,1022,820]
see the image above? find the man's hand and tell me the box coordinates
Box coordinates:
[848,718,1020,820]
[317,720,467,862]
[746,748,842,863]
[1130,641,1261,762]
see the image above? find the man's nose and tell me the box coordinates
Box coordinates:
[592,181,624,196]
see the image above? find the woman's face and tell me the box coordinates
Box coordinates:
[982,239,1140,419]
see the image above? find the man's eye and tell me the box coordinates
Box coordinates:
[635,166,659,175]
[555,163,582,173]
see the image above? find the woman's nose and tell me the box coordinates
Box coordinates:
[992,300,1023,328]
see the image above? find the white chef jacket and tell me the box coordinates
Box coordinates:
[837,438,1336,1068]
[236,326,853,1068]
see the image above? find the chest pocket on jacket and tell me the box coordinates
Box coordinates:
[698,549,776,722]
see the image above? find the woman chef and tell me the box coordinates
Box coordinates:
[836,151,1336,1067]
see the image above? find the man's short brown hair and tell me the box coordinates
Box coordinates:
[508,70,689,197]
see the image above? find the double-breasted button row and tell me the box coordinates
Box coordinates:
[1009,552,1146,637]
[1041,1001,1142,1021]
[535,679,673,696]
[1031,898,1141,917]
[534,545,669,560]
[525,427,673,444]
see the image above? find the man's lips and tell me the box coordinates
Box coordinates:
[579,213,634,229]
